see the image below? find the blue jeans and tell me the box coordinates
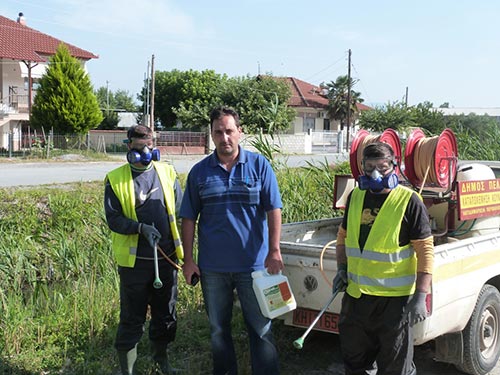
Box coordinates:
[201,271,280,375]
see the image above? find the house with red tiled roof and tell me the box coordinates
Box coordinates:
[284,77,371,133]
[0,12,98,148]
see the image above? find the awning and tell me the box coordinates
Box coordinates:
[19,62,48,79]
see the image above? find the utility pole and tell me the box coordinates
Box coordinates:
[150,54,155,132]
[106,80,110,114]
[144,61,150,127]
[143,72,147,121]
[405,86,409,106]
[345,49,352,153]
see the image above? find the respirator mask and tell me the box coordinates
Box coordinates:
[358,157,398,192]
[126,145,160,166]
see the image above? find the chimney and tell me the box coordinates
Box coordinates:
[16,12,26,26]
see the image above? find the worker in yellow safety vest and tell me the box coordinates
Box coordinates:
[104,125,183,375]
[333,142,434,375]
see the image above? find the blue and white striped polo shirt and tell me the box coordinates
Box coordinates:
[180,147,282,272]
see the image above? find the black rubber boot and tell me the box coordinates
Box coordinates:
[152,343,182,374]
[117,346,137,375]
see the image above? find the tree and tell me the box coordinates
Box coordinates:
[360,100,500,161]
[95,87,138,112]
[142,69,224,129]
[95,87,138,129]
[96,111,119,130]
[114,90,138,112]
[411,101,445,135]
[217,75,295,134]
[31,44,103,134]
[358,101,445,135]
[358,101,414,132]
[150,70,295,133]
[324,75,364,130]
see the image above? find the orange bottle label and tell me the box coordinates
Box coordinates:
[279,282,292,302]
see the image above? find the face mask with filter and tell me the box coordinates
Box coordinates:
[126,145,160,166]
[358,161,398,192]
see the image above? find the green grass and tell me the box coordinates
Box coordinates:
[0,163,346,374]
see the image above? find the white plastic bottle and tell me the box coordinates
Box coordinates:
[251,269,297,319]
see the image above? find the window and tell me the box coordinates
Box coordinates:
[303,117,315,132]
[323,118,330,131]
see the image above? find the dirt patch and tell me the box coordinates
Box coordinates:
[276,326,498,375]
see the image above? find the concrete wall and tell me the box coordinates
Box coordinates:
[240,133,317,154]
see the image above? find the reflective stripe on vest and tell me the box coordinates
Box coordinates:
[345,185,417,298]
[105,162,183,267]
[155,164,184,260]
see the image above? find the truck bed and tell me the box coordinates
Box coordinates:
[280,217,342,257]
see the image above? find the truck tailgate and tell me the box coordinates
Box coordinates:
[280,218,344,333]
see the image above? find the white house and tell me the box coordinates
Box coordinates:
[284,76,371,134]
[0,13,98,150]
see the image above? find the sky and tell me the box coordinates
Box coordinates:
[2,0,500,108]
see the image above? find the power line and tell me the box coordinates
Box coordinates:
[303,54,347,83]
[351,63,371,104]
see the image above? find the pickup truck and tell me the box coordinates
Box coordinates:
[279,161,500,375]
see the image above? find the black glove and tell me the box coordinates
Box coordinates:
[404,291,428,327]
[140,223,161,248]
[332,263,348,293]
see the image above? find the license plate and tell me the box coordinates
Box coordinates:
[292,307,340,333]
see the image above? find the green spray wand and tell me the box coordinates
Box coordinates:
[293,289,340,349]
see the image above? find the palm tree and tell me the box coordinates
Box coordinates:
[324,75,364,148]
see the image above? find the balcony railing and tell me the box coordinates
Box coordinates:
[1,86,31,114]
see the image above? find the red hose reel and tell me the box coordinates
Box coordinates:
[349,128,458,189]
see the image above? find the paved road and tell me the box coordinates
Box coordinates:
[0,153,348,187]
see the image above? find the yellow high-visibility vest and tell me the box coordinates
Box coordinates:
[105,162,183,267]
[346,185,416,298]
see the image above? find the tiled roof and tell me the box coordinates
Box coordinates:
[285,77,329,108]
[0,15,98,62]
[356,102,371,111]
[284,77,371,111]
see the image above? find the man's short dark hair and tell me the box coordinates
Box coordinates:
[127,125,153,141]
[363,142,394,160]
[210,106,240,128]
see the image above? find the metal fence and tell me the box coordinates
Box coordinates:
[0,130,208,158]
[311,130,342,153]
[156,131,207,147]
[0,130,345,158]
